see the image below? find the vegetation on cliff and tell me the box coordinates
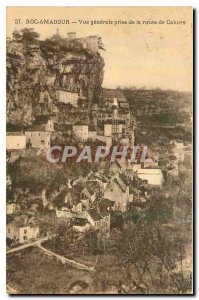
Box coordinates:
[7,28,105,125]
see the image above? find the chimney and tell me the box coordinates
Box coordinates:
[67,32,76,40]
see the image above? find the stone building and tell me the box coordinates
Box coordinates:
[25,125,51,149]
[66,32,99,54]
[7,216,39,245]
[57,88,79,107]
[6,132,26,150]
[104,177,130,212]
[6,203,20,215]
[137,168,164,188]
[73,123,88,141]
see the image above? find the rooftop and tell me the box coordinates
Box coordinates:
[89,209,102,221]
[103,89,127,102]
[34,115,52,125]
[26,124,47,132]
[73,218,89,226]
[7,132,24,136]
[73,122,88,126]
[137,168,163,175]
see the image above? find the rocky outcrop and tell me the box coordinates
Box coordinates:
[6,40,105,125]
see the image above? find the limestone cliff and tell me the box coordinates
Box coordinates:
[6,39,105,126]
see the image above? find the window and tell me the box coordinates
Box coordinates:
[24,229,27,234]
[8,229,11,233]
[23,236,27,240]
[38,133,40,136]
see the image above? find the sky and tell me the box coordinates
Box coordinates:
[7,6,192,91]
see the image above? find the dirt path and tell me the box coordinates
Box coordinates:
[6,236,50,254]
[37,244,95,272]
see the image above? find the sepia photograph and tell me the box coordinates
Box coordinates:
[6,6,193,295]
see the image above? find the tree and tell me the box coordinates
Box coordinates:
[114,218,191,293]
[13,28,40,47]
[12,30,22,43]
[40,39,60,58]
[112,188,191,294]
[98,37,105,51]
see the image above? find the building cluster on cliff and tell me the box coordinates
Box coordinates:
[6,30,190,247]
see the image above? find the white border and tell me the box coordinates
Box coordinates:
[0,0,197,299]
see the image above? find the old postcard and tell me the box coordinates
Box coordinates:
[6,6,193,294]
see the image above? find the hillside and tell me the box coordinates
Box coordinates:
[122,88,192,143]
[6,29,105,126]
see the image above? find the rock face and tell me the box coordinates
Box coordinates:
[6,41,105,125]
